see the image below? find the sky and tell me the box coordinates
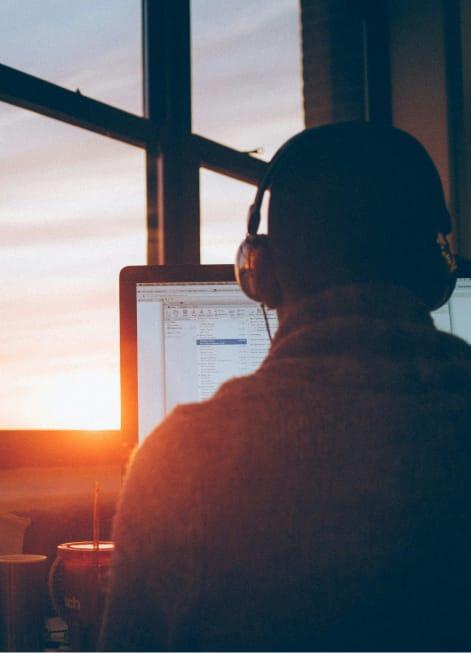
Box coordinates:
[0,0,303,429]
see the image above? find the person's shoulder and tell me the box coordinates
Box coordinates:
[431,327,471,365]
[146,373,262,452]
[115,373,264,533]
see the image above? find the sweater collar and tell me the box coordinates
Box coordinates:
[269,283,434,355]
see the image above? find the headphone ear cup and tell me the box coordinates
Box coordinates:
[429,234,457,309]
[416,234,457,310]
[235,235,281,307]
[235,237,259,301]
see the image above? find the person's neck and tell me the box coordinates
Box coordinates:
[274,280,432,328]
[275,281,346,322]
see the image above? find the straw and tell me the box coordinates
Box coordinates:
[93,481,100,550]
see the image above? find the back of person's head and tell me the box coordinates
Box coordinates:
[266,122,454,308]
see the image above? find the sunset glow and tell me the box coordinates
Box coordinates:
[30,369,120,430]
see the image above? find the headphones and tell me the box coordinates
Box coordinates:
[235,125,457,311]
[234,131,309,308]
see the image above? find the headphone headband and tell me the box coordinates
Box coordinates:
[247,129,317,236]
[247,122,452,237]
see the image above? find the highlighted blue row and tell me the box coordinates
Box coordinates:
[196,338,247,346]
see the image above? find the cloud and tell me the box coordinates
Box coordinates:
[191,0,304,157]
[0,0,142,114]
[192,0,297,52]
[0,212,145,247]
[0,102,146,246]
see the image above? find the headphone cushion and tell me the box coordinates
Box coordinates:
[235,237,264,302]
[235,235,281,307]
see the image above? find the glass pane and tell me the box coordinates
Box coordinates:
[0,103,146,429]
[200,169,262,263]
[0,0,141,115]
[191,0,304,159]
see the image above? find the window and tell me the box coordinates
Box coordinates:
[191,0,304,158]
[0,0,290,461]
[0,104,145,428]
[193,0,303,268]
[200,170,255,263]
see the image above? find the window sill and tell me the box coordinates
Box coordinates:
[0,430,126,468]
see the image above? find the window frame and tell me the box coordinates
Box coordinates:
[0,0,267,467]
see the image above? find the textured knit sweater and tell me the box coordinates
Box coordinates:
[100,284,471,651]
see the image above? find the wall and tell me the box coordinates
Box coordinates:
[388,1,451,217]
[457,0,471,257]
[300,0,366,126]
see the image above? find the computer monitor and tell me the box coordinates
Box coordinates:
[120,268,471,446]
[431,277,471,340]
[120,265,277,445]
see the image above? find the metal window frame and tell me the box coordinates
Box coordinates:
[0,0,267,466]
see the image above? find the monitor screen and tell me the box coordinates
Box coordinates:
[136,281,278,442]
[133,277,471,443]
[431,277,471,342]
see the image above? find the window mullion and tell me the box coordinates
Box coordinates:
[143,0,200,265]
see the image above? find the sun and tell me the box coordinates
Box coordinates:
[34,367,120,430]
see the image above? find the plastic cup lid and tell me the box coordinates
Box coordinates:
[58,541,114,552]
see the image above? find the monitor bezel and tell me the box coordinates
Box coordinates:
[119,264,236,451]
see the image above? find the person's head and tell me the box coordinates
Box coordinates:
[235,122,456,311]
